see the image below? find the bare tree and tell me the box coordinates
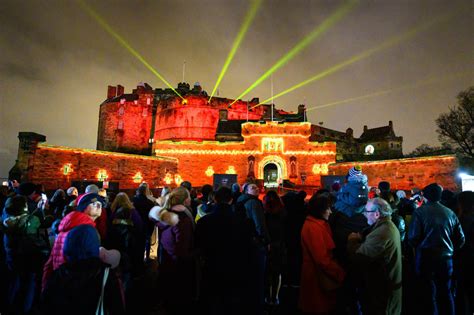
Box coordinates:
[436,87,474,159]
[407,144,453,157]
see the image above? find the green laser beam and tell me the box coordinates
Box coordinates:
[229,0,358,107]
[306,71,472,111]
[256,9,460,107]
[77,0,183,99]
[209,0,263,102]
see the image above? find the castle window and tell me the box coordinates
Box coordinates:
[142,108,148,117]
[390,143,394,148]
[321,130,325,135]
[147,98,151,105]
[117,120,124,130]
[118,107,125,116]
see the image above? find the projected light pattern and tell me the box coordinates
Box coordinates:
[257,9,460,106]
[229,0,358,107]
[306,71,471,111]
[209,0,263,102]
[78,0,184,99]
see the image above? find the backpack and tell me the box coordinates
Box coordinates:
[8,214,50,270]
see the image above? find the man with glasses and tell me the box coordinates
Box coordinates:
[347,197,402,315]
[42,193,105,291]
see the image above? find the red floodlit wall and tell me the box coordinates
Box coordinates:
[328,155,459,191]
[153,95,264,141]
[153,122,337,187]
[97,93,154,153]
[29,144,178,190]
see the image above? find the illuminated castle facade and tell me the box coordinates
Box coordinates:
[9,82,458,191]
[97,82,334,187]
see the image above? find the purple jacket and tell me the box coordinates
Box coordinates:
[155,204,194,301]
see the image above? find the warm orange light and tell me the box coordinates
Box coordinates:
[205,166,215,177]
[133,172,143,183]
[225,166,236,174]
[257,155,288,179]
[174,174,183,185]
[62,163,73,175]
[97,169,109,182]
[312,163,329,175]
[262,137,284,153]
[164,172,173,185]
[312,164,321,174]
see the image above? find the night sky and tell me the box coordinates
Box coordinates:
[1,0,472,179]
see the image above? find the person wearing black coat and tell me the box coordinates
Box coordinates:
[195,187,257,315]
[132,185,155,262]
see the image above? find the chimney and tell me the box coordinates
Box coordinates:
[117,85,125,96]
[298,104,305,115]
[389,120,393,129]
[107,86,117,99]
[364,125,368,132]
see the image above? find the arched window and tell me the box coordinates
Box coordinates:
[290,156,297,178]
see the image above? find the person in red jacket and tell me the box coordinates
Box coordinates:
[299,194,345,315]
[42,193,105,291]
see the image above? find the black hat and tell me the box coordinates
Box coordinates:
[378,181,391,192]
[4,195,28,216]
[18,182,36,196]
[423,183,443,202]
[76,193,106,212]
[180,181,192,191]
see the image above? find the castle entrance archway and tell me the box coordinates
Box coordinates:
[258,155,287,188]
[264,163,278,187]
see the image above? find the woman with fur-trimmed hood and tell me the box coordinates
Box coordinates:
[149,187,195,315]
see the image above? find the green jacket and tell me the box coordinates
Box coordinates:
[348,216,402,315]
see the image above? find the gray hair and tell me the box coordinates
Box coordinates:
[85,184,100,194]
[367,197,393,217]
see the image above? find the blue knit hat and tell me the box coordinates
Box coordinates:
[348,165,363,180]
[63,225,100,263]
[76,193,105,211]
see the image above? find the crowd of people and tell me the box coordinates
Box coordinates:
[0,165,472,315]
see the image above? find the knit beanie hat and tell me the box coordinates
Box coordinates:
[76,193,105,212]
[63,225,100,263]
[348,165,363,181]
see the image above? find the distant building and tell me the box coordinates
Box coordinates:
[311,121,403,161]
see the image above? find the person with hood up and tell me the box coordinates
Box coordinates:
[41,193,106,291]
[149,186,194,315]
[42,224,124,315]
[334,166,369,217]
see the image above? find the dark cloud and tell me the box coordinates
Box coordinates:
[1,0,473,179]
[0,62,47,82]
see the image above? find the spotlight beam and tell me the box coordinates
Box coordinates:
[208,0,263,102]
[77,0,184,99]
[229,0,358,107]
[306,71,471,111]
[256,9,460,107]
